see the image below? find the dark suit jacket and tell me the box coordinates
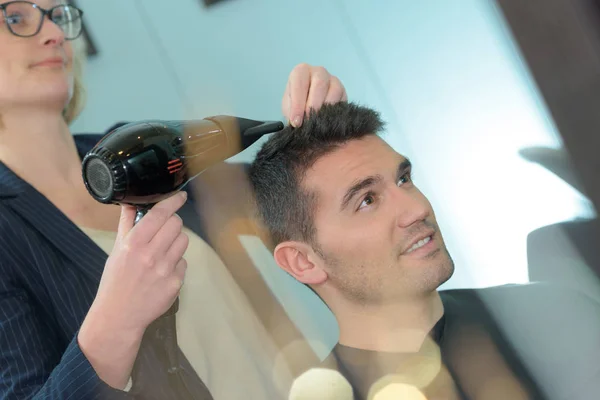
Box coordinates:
[0,133,211,399]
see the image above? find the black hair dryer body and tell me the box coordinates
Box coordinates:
[82,116,283,221]
[80,116,282,385]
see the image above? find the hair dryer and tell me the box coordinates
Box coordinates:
[80,116,283,391]
[82,116,283,222]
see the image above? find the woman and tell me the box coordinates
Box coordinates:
[0,1,347,398]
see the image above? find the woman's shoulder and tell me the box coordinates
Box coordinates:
[72,133,104,161]
[0,201,26,233]
[0,202,36,273]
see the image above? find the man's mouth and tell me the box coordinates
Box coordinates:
[401,225,437,256]
[405,235,433,254]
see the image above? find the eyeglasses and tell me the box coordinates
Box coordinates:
[0,1,83,40]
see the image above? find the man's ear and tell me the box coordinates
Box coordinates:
[273,241,328,285]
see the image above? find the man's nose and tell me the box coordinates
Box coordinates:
[393,187,430,228]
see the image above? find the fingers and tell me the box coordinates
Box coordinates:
[150,213,184,257]
[129,191,187,246]
[163,231,189,269]
[173,258,187,283]
[283,64,348,128]
[286,63,311,128]
[116,205,136,243]
[281,80,291,122]
[324,75,346,105]
[157,258,187,298]
[305,66,331,116]
[165,258,187,293]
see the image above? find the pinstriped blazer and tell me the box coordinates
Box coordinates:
[0,133,212,399]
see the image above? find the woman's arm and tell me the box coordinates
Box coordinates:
[0,277,135,400]
[0,192,189,399]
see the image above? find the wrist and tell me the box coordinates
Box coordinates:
[83,300,146,340]
[78,302,145,390]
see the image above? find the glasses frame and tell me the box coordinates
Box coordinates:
[0,1,84,40]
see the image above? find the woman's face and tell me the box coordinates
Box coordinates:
[0,0,74,114]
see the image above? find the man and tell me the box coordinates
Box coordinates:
[248,102,600,399]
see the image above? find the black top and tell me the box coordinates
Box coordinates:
[321,284,600,400]
[328,316,455,399]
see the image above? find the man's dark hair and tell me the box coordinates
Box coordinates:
[248,102,386,248]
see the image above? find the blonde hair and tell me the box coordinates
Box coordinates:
[63,37,87,125]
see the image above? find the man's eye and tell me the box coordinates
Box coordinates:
[358,193,375,210]
[398,173,412,186]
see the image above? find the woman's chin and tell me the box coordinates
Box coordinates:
[21,81,72,108]
[21,92,72,114]
[30,67,72,85]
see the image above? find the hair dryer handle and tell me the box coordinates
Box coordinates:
[134,204,153,225]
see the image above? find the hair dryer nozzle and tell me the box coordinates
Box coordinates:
[237,118,284,148]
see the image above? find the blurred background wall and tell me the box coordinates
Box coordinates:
[71,0,597,354]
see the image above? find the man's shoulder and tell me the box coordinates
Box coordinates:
[446,285,599,370]
[440,282,600,350]
[440,281,599,312]
[442,283,600,398]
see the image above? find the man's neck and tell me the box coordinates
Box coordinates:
[334,291,444,353]
[0,108,84,196]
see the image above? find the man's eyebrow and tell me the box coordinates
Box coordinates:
[340,175,382,211]
[396,158,412,181]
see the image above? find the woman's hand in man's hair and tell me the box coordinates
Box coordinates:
[282,64,348,128]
